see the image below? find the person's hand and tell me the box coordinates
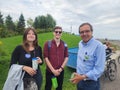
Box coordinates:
[36,57,42,64]
[23,66,36,76]
[70,73,85,84]
[52,69,60,76]
[58,68,62,73]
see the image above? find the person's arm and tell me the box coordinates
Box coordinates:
[10,46,20,67]
[44,57,60,76]
[44,57,55,72]
[58,57,68,72]
[37,46,43,65]
[59,45,69,72]
[85,44,106,81]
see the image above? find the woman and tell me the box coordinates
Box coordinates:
[10,27,43,90]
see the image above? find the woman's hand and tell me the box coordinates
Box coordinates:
[36,57,42,64]
[22,66,36,76]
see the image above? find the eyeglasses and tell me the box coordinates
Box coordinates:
[79,30,91,35]
[54,31,62,34]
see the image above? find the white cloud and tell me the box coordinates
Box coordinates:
[0,0,120,39]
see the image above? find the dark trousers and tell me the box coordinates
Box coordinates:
[33,70,43,90]
[45,69,64,90]
[77,79,100,90]
[24,69,42,90]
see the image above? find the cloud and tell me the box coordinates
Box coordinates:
[0,0,120,36]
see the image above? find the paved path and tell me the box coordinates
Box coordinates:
[101,50,120,90]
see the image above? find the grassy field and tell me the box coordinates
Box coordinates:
[0,32,81,90]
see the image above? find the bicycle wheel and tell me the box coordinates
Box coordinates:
[107,60,117,81]
[118,56,120,64]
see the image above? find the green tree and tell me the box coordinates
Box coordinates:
[0,27,7,38]
[0,12,6,38]
[27,18,33,27]
[5,15,15,31]
[33,17,39,29]
[16,14,25,34]
[0,12,4,27]
[46,14,56,28]
[39,15,47,29]
[33,14,56,29]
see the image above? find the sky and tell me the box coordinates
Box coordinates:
[0,0,120,36]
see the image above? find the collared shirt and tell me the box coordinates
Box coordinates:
[77,37,106,81]
[44,39,68,70]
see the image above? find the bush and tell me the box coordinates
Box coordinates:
[0,41,7,56]
[0,60,9,89]
[36,28,53,34]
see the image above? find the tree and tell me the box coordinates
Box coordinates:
[5,15,15,31]
[33,17,39,29]
[39,15,47,29]
[0,12,6,38]
[27,18,33,27]
[0,27,7,38]
[46,14,56,28]
[17,14,25,34]
[33,14,56,29]
[0,12,4,27]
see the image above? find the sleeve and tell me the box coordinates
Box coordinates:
[62,40,68,57]
[38,46,43,65]
[86,44,106,81]
[10,46,21,67]
[64,45,68,57]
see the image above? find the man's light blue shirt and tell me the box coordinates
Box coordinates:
[77,37,106,81]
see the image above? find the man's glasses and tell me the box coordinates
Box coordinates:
[54,31,62,34]
[79,30,91,35]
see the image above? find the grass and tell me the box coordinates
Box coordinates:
[0,32,81,90]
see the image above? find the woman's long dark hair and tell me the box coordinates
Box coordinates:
[22,27,39,52]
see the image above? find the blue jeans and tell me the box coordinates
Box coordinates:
[77,79,100,90]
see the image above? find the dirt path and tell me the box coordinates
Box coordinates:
[100,50,120,90]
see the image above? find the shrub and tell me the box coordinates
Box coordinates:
[0,41,7,56]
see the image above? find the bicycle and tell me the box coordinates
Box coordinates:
[117,55,120,64]
[104,53,117,81]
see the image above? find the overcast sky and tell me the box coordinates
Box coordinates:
[0,0,120,35]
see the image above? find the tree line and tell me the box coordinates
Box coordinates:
[0,12,56,38]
